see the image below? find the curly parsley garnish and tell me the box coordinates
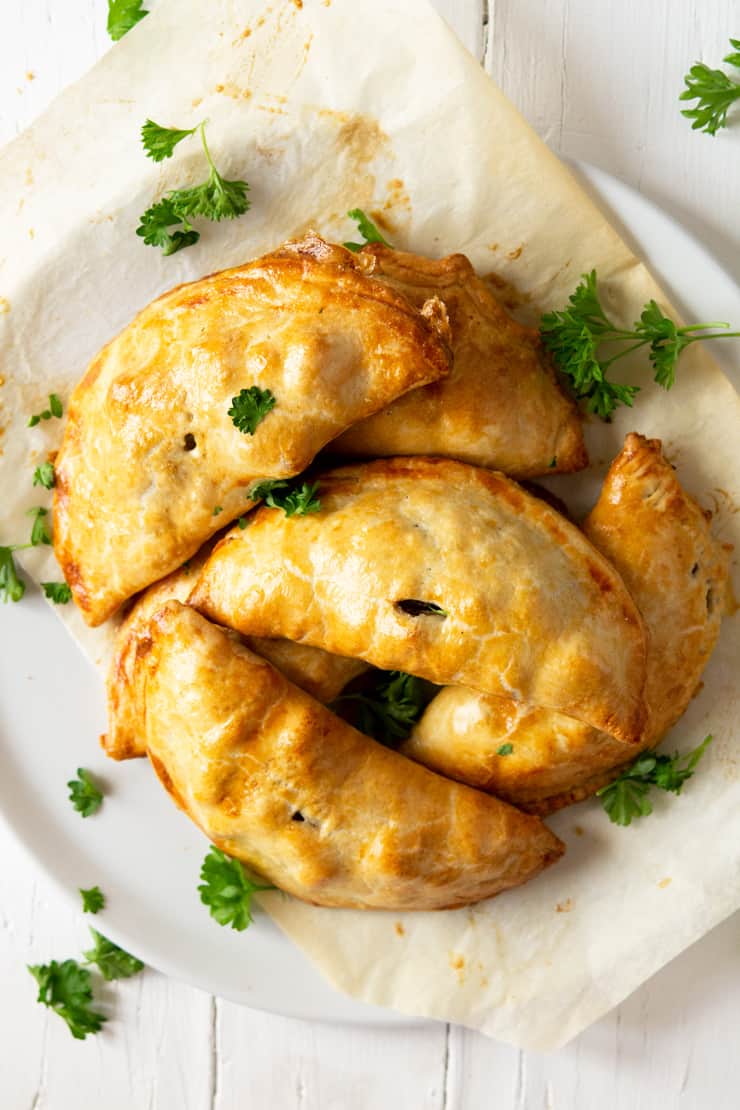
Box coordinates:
[32,461,56,489]
[137,120,250,255]
[107,0,148,40]
[597,735,714,826]
[680,39,740,135]
[83,929,144,981]
[249,478,321,517]
[0,546,27,603]
[343,208,392,252]
[28,960,106,1040]
[540,271,740,420]
[28,393,62,427]
[80,887,105,915]
[67,769,104,818]
[42,581,72,604]
[332,671,430,746]
[228,386,276,435]
[198,846,274,932]
[27,506,52,546]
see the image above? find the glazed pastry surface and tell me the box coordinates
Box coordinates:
[191,456,648,744]
[137,602,564,911]
[104,548,365,762]
[333,245,587,477]
[54,235,451,625]
[402,435,729,811]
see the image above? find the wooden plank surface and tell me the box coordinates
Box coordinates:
[2,1,739,1107]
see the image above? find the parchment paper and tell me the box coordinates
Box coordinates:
[1,0,738,1050]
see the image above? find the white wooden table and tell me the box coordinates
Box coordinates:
[2,2,739,1106]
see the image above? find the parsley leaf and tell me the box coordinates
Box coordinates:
[344,208,392,252]
[67,769,104,818]
[249,477,322,517]
[42,581,72,604]
[497,743,514,756]
[32,461,56,489]
[28,393,63,427]
[541,271,740,420]
[27,506,52,547]
[80,887,105,915]
[198,846,274,931]
[332,671,430,745]
[83,929,144,981]
[228,386,276,435]
[0,546,26,603]
[141,119,198,162]
[107,0,148,41]
[28,959,106,1040]
[137,121,250,254]
[597,735,714,826]
[136,197,200,255]
[680,39,740,135]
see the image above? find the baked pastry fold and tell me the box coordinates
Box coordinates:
[191,456,648,744]
[104,547,365,762]
[333,245,587,477]
[54,235,451,625]
[402,435,730,812]
[136,602,564,911]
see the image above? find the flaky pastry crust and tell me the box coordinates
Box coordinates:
[135,602,563,911]
[54,235,451,625]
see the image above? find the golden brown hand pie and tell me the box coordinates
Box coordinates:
[104,548,366,762]
[190,456,648,744]
[54,235,451,626]
[402,435,730,812]
[136,602,564,910]
[332,245,587,477]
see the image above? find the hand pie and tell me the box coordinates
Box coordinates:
[332,245,587,477]
[402,435,730,812]
[54,235,451,626]
[136,602,564,910]
[104,549,366,762]
[190,456,648,743]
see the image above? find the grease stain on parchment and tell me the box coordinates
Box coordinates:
[0,298,10,315]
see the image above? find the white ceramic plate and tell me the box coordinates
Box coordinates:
[1,161,738,1027]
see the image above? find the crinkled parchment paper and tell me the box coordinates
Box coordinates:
[1,0,738,1050]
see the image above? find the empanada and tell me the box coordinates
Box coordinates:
[137,602,564,910]
[54,235,451,626]
[402,435,730,812]
[332,246,587,477]
[104,550,365,762]
[191,456,648,743]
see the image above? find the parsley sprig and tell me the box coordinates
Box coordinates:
[29,927,143,1039]
[137,120,250,255]
[680,39,740,135]
[228,386,276,435]
[0,547,27,603]
[80,887,105,915]
[249,478,322,517]
[32,461,56,489]
[198,846,274,931]
[28,960,106,1040]
[41,581,72,604]
[107,0,148,41]
[332,671,430,745]
[597,735,713,827]
[28,393,62,427]
[68,769,104,818]
[83,929,144,981]
[343,208,392,252]
[540,271,740,419]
